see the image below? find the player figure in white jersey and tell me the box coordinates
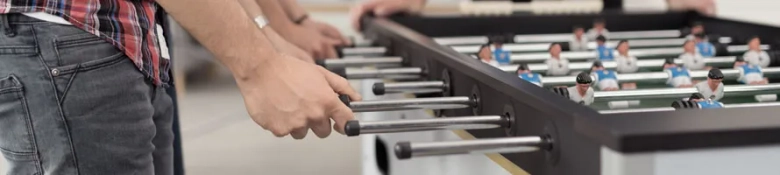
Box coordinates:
[587,18,610,40]
[545,43,570,76]
[569,26,589,51]
[742,36,771,68]
[615,40,639,73]
[695,68,725,101]
[679,39,707,70]
[477,44,500,67]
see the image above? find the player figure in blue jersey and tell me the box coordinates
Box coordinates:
[594,35,615,61]
[662,58,695,88]
[694,33,716,57]
[490,39,511,65]
[590,61,620,91]
[734,56,769,85]
[516,64,543,87]
[688,93,724,109]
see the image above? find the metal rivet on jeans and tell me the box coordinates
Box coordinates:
[51,68,60,76]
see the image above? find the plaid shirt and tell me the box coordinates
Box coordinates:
[0,0,169,85]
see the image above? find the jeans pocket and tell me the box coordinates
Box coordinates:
[0,74,42,174]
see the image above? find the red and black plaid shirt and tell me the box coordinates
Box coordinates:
[0,0,169,85]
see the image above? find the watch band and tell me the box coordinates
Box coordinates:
[254,16,268,29]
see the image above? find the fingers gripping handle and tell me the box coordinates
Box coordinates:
[339,94,352,107]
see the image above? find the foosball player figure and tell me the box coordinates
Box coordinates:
[569,26,588,51]
[663,58,695,88]
[478,44,499,67]
[695,33,717,57]
[734,56,768,85]
[685,21,706,40]
[742,36,771,68]
[551,72,594,105]
[546,42,570,76]
[489,36,511,65]
[587,18,610,40]
[590,61,621,91]
[695,68,725,101]
[516,63,543,87]
[673,93,724,109]
[594,35,615,61]
[679,39,707,70]
[615,40,639,73]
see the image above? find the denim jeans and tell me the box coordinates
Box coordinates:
[0,14,173,175]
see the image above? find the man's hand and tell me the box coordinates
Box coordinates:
[669,0,716,16]
[273,23,342,59]
[350,0,426,31]
[236,54,362,139]
[301,19,351,46]
[262,26,314,63]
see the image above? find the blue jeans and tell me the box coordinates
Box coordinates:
[0,14,173,174]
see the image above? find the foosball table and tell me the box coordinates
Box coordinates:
[328,9,780,175]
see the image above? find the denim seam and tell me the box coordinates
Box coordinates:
[16,80,45,174]
[31,25,81,175]
[0,88,22,94]
[58,65,80,104]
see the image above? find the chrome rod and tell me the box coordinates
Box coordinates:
[347,96,475,112]
[373,81,446,95]
[394,136,547,159]
[318,57,402,68]
[499,56,740,73]
[340,47,386,56]
[434,30,681,45]
[344,116,508,136]
[538,67,780,86]
[452,38,731,53]
[594,84,780,101]
[599,102,780,114]
[508,45,769,63]
[343,67,423,79]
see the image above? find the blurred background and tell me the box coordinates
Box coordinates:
[1,0,778,174]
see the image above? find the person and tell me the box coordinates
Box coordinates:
[587,18,610,40]
[478,44,500,67]
[695,69,725,101]
[733,57,768,85]
[594,35,615,61]
[742,36,771,68]
[568,72,595,105]
[545,43,570,76]
[685,21,706,40]
[663,58,695,88]
[516,64,543,87]
[590,61,619,91]
[615,40,639,73]
[687,93,724,109]
[694,33,716,57]
[679,39,706,70]
[0,0,365,174]
[491,40,512,65]
[569,26,589,51]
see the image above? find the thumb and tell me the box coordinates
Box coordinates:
[318,66,362,101]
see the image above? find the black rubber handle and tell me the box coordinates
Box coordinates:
[339,94,351,107]
[372,82,386,95]
[333,68,347,78]
[671,100,696,109]
[344,120,361,136]
[315,59,327,67]
[394,141,412,159]
[336,46,345,58]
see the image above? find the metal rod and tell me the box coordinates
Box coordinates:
[394,136,547,159]
[538,67,780,86]
[599,102,780,114]
[344,115,508,136]
[343,67,423,79]
[434,29,681,45]
[373,81,446,95]
[348,96,475,112]
[594,84,780,101]
[318,57,403,68]
[340,47,386,56]
[452,38,730,53]
[499,56,739,73]
[508,45,769,63]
